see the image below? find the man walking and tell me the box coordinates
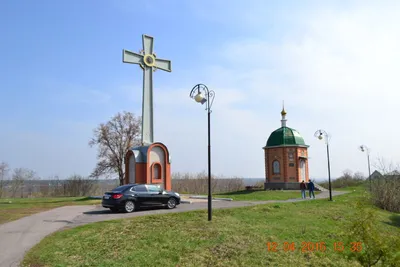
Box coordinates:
[300,180,307,199]
[308,179,315,199]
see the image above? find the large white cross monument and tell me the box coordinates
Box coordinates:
[123,34,172,145]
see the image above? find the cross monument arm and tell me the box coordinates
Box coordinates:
[123,50,144,66]
[154,58,171,72]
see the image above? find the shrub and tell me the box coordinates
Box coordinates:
[64,175,97,197]
[319,170,365,189]
[371,173,400,213]
[345,195,400,266]
[172,171,244,194]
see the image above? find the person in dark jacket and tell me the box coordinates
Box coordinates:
[300,180,307,199]
[308,179,315,199]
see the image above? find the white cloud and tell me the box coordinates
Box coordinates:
[152,2,400,179]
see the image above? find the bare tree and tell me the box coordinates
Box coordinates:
[0,161,9,198]
[89,111,141,185]
[341,169,353,179]
[10,168,36,198]
[353,171,365,180]
[373,157,398,175]
[64,174,96,197]
[371,157,400,212]
[47,175,63,197]
[25,175,40,197]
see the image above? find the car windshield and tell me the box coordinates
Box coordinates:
[111,185,131,192]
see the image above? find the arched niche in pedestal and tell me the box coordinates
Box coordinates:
[148,143,171,190]
[149,146,165,184]
[124,142,171,191]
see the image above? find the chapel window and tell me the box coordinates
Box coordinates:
[272,160,280,174]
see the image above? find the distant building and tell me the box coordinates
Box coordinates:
[369,170,400,180]
[369,170,382,180]
[263,107,310,190]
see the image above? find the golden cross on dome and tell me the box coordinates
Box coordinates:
[281,100,287,116]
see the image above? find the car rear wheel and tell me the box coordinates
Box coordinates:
[167,198,177,209]
[124,200,135,213]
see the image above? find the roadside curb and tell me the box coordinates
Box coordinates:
[88,196,102,199]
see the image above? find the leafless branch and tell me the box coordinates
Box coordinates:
[10,168,36,198]
[89,111,141,185]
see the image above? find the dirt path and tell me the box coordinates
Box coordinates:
[0,190,348,267]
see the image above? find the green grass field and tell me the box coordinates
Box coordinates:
[0,197,100,224]
[22,188,400,267]
[214,189,320,201]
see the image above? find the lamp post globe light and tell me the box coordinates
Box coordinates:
[190,84,215,221]
[359,145,372,192]
[314,129,333,201]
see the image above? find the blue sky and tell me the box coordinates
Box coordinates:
[1,0,400,180]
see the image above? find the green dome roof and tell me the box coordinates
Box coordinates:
[266,127,306,147]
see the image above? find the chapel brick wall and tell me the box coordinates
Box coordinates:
[265,146,309,183]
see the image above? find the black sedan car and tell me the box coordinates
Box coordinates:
[102,184,181,213]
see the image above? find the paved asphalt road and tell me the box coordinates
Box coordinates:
[0,190,348,267]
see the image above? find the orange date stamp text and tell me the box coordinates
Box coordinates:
[266,241,362,253]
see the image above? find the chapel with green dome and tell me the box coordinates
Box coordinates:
[263,106,310,190]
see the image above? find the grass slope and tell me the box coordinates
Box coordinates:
[23,189,399,267]
[0,197,100,224]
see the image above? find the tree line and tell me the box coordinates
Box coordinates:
[2,110,398,213]
[0,163,113,198]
